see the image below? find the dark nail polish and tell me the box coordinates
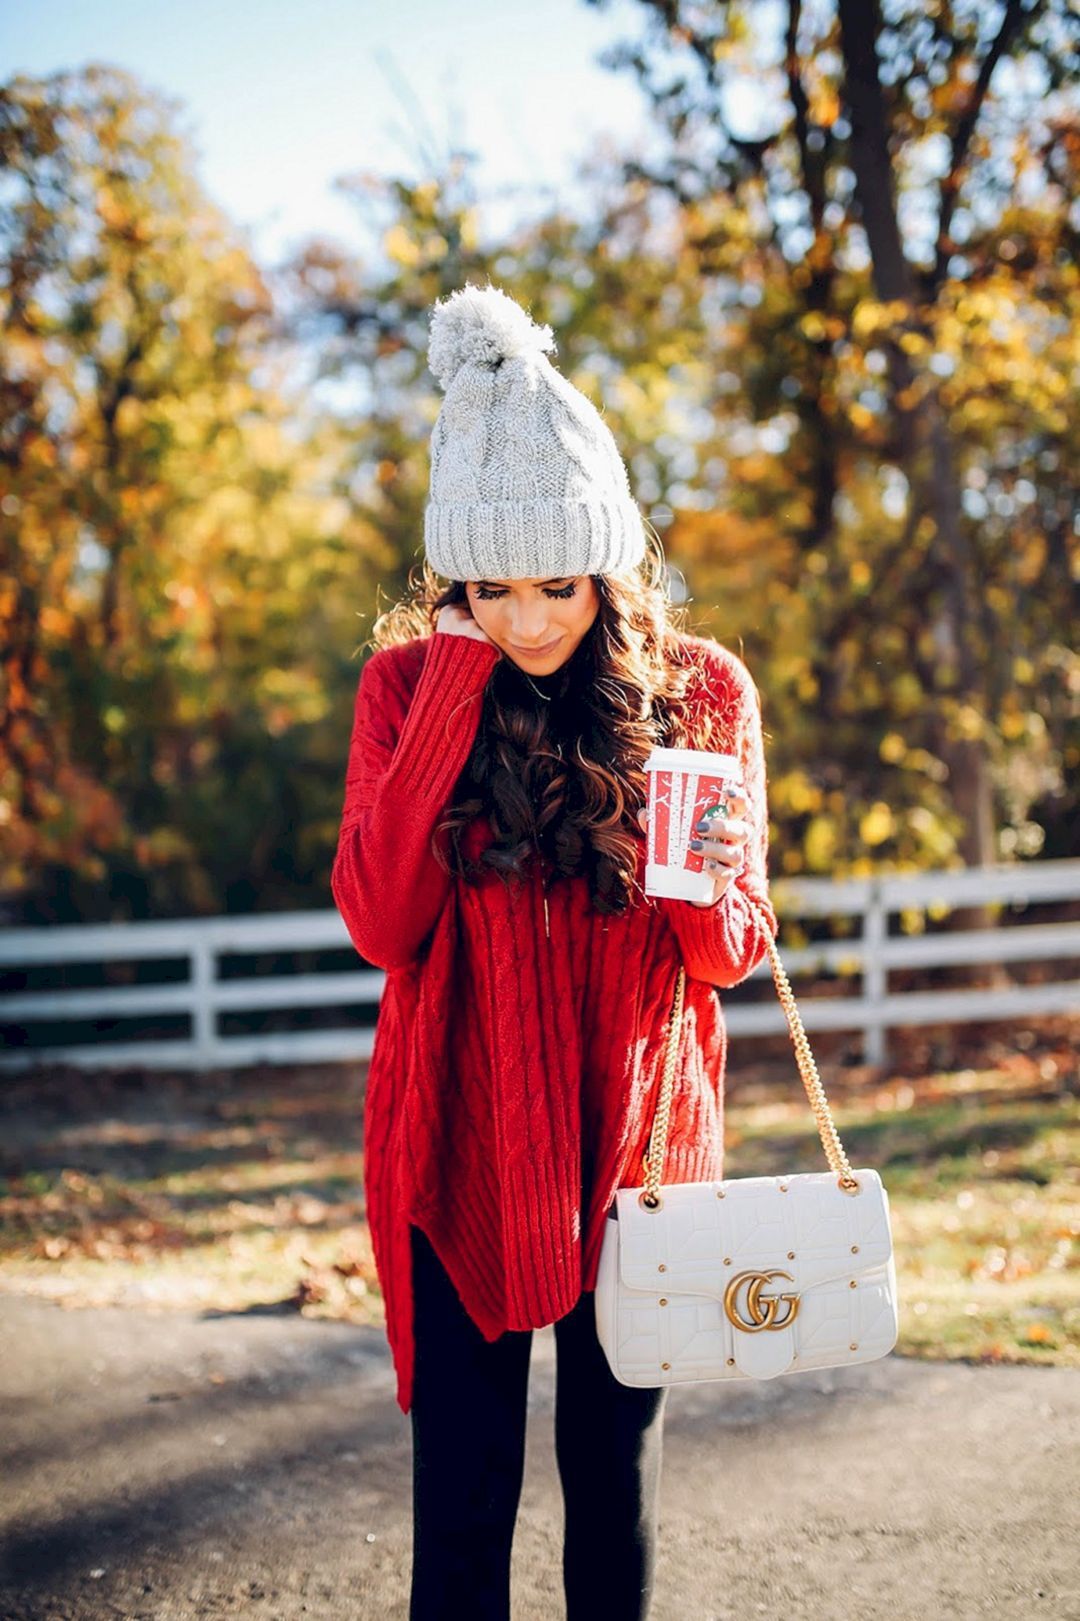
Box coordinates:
[689,838,703,850]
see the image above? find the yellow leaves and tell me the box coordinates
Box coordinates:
[1014,536,1048,590]
[953,281,1026,328]
[949,703,986,742]
[894,379,934,410]
[710,22,750,61]
[113,397,143,437]
[859,801,895,846]
[876,734,955,808]
[95,186,131,233]
[382,224,420,268]
[898,905,928,935]
[381,224,448,268]
[804,813,839,870]
[849,558,872,590]
[930,78,971,119]
[903,806,956,865]
[654,341,688,369]
[774,770,823,815]
[39,605,75,639]
[805,233,834,275]
[998,697,1045,743]
[848,401,877,434]
[26,436,57,469]
[809,88,841,129]
[848,855,879,877]
[259,667,330,730]
[412,180,441,215]
[799,311,828,341]
[852,298,913,340]
[906,748,948,782]
[730,451,773,484]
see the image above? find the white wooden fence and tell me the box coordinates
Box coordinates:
[1,860,1077,1074]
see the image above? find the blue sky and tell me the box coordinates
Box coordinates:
[2,0,662,263]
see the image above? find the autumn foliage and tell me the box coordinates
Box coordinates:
[2,7,1077,927]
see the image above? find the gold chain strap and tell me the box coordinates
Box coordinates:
[640,892,861,1205]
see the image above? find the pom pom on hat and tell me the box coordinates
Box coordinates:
[427,281,556,392]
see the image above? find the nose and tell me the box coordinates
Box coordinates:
[509,612,555,646]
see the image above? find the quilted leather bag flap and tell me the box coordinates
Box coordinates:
[613,1169,892,1300]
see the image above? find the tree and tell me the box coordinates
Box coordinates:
[582,0,1079,895]
[0,67,369,921]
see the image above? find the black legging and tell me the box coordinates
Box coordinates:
[407,1222,669,1621]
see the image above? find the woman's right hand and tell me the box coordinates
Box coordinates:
[436,603,502,652]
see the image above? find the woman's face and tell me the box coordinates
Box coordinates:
[464,575,601,672]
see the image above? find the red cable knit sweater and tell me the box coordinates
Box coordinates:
[331,628,777,1414]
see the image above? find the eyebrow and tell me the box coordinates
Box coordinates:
[474,576,572,587]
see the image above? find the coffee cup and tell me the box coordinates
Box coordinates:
[643,746,745,902]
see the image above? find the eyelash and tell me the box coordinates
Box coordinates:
[473,583,577,601]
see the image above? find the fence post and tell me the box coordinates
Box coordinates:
[190,933,217,1070]
[863,876,887,1068]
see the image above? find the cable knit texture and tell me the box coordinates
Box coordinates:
[330,629,777,1414]
[423,282,646,580]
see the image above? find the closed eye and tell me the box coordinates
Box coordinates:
[474,583,577,600]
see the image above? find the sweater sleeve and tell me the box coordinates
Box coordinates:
[656,649,778,988]
[331,632,502,972]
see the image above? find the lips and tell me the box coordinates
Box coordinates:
[511,636,561,655]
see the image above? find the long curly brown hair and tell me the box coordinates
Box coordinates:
[366,526,726,915]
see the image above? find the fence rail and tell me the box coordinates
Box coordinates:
[1,860,1078,1073]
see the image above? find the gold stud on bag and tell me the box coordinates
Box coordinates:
[594,895,900,1385]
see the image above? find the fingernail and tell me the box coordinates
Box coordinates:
[689,838,703,850]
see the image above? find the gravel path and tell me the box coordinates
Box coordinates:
[1,1294,1077,1619]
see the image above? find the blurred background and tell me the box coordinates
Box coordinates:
[0,10,1078,1609]
[3,0,1076,928]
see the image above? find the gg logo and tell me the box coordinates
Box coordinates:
[723,1268,800,1333]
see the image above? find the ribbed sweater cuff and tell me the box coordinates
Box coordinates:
[384,633,501,799]
[664,881,765,971]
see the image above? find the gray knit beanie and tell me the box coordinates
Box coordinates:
[422,282,646,581]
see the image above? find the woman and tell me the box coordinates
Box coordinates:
[331,283,777,1621]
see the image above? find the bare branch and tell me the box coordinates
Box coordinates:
[932,0,1029,293]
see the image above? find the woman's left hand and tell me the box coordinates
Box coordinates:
[636,797,752,906]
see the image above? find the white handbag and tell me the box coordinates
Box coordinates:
[595,894,899,1386]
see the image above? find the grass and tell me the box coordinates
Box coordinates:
[726,1058,1078,1366]
[0,1022,1076,1366]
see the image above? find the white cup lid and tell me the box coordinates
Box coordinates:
[645,746,742,775]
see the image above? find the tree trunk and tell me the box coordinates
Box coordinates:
[836,0,1006,980]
